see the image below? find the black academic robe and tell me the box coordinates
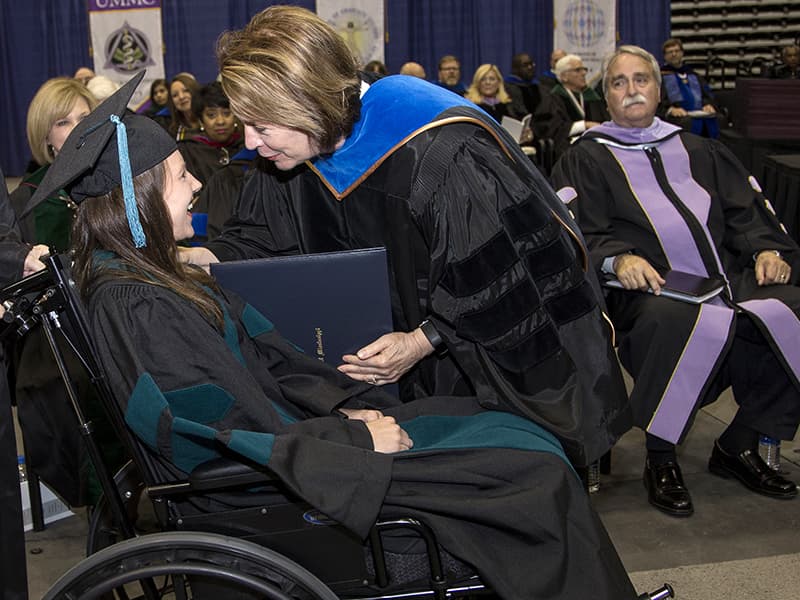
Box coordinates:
[533,84,608,159]
[552,119,800,443]
[178,134,245,186]
[87,275,637,600]
[206,75,631,468]
[505,77,543,116]
[0,168,28,599]
[191,152,262,242]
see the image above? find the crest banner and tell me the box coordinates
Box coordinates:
[88,0,165,109]
[553,0,617,86]
[317,0,385,67]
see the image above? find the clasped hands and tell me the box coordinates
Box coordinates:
[338,408,413,454]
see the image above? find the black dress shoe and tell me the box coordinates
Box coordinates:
[708,439,798,499]
[643,459,694,517]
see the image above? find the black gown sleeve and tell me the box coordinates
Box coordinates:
[414,124,593,384]
[205,163,304,262]
[705,139,800,269]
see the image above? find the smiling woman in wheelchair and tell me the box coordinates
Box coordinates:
[22,72,639,600]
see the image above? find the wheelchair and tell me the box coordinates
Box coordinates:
[1,253,674,600]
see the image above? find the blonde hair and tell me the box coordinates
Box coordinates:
[26,78,98,166]
[465,64,511,104]
[216,5,361,153]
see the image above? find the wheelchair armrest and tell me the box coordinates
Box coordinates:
[188,457,278,492]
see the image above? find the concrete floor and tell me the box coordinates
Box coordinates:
[17,390,800,599]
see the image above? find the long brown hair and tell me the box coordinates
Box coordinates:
[71,162,223,328]
[216,5,361,153]
[166,74,201,138]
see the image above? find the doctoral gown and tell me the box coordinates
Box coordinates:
[206,74,631,467]
[658,66,721,138]
[86,272,637,600]
[551,118,800,443]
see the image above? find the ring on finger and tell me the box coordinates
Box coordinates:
[368,375,378,385]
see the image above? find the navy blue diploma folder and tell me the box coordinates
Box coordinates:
[211,248,397,395]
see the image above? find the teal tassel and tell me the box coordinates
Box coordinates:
[110,115,147,248]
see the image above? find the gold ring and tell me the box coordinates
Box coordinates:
[368,375,378,385]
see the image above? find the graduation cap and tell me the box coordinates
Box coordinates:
[24,70,177,248]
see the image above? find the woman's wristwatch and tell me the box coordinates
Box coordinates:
[419,319,448,357]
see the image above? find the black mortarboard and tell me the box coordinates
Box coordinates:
[24,70,177,248]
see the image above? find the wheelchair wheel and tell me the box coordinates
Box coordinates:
[46,531,339,600]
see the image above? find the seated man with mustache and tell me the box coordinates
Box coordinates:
[552,45,800,518]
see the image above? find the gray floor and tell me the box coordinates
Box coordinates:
[18,390,800,599]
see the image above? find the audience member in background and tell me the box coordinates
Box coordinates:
[167,74,202,141]
[659,38,721,138]
[766,44,800,79]
[465,64,527,123]
[363,60,387,76]
[192,150,262,243]
[538,49,566,92]
[137,78,170,124]
[9,78,98,248]
[534,54,607,159]
[178,81,244,187]
[434,55,466,95]
[86,75,121,103]
[505,52,543,116]
[73,66,95,86]
[399,61,426,79]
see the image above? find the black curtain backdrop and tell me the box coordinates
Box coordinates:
[0,0,669,176]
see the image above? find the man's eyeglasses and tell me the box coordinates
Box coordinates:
[567,67,588,73]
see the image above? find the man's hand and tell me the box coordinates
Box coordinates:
[23,244,49,277]
[755,251,791,286]
[701,104,716,114]
[177,246,219,273]
[338,329,433,385]
[366,416,413,453]
[613,254,666,294]
[669,107,688,118]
